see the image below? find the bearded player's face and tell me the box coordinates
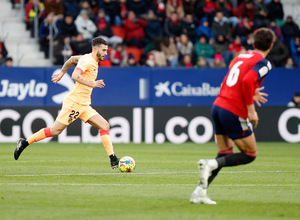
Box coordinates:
[96,45,108,61]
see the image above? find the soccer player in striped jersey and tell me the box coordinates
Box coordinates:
[14,37,120,169]
[190,28,276,204]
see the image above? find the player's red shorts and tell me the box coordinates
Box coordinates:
[56,97,98,125]
[211,105,253,140]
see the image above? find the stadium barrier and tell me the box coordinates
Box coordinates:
[0,106,299,144]
[0,67,299,143]
[0,67,299,107]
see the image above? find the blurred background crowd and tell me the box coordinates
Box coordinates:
[1,0,300,68]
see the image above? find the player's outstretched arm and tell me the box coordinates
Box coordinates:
[52,55,82,84]
[71,68,105,88]
[253,86,268,107]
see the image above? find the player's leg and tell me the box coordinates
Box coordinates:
[14,99,76,160]
[208,134,234,185]
[200,111,257,188]
[82,109,119,168]
[14,120,67,160]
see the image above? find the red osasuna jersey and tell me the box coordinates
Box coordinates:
[213,50,272,119]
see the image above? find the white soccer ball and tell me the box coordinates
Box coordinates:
[118,156,136,172]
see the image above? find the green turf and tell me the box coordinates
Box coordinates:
[1,142,300,220]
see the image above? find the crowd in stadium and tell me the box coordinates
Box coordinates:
[2,0,300,68]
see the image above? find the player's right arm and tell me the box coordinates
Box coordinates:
[71,68,105,88]
[52,55,82,84]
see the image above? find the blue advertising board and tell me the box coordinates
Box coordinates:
[0,66,299,107]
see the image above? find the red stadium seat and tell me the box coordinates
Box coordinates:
[126,46,144,62]
[111,25,126,40]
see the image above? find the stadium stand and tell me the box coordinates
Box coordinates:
[0,0,300,67]
[0,0,51,67]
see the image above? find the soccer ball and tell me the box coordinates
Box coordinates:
[118,156,136,172]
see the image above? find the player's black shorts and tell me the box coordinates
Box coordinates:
[211,105,252,140]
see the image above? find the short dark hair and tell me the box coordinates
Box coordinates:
[92,37,108,47]
[253,28,275,51]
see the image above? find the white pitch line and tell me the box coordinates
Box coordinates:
[1,170,299,177]
[0,183,299,187]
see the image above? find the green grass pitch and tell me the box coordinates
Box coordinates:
[1,142,300,220]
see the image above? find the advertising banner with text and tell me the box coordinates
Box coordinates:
[0,67,299,107]
[1,107,299,143]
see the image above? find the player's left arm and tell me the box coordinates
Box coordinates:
[253,86,268,107]
[52,55,82,84]
[242,59,272,127]
[72,68,105,88]
[242,59,272,106]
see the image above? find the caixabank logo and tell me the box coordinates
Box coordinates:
[154,81,220,97]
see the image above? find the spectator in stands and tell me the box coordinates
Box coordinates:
[212,11,231,41]
[196,17,214,43]
[194,0,216,24]
[98,0,122,26]
[236,0,255,22]
[70,33,92,54]
[161,36,179,67]
[253,0,269,27]
[63,0,80,18]
[244,33,254,50]
[128,53,138,66]
[145,37,167,67]
[4,57,13,67]
[119,0,129,20]
[268,19,282,41]
[110,43,128,66]
[287,92,300,107]
[44,0,64,19]
[215,0,239,28]
[197,17,214,42]
[164,11,182,39]
[182,0,195,16]
[61,14,78,39]
[127,0,149,18]
[180,13,198,43]
[290,37,300,68]
[123,11,148,47]
[177,33,194,65]
[166,0,185,20]
[228,35,245,63]
[79,0,95,20]
[149,0,166,22]
[53,36,72,65]
[94,9,123,47]
[281,16,300,48]
[267,0,284,27]
[25,0,46,37]
[266,36,289,67]
[39,12,61,58]
[285,57,294,69]
[144,10,163,42]
[195,35,214,61]
[75,9,97,41]
[211,34,230,66]
[0,38,8,66]
[209,53,226,67]
[182,54,193,68]
[196,56,209,68]
[235,15,254,44]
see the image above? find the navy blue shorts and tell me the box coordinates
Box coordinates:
[211,105,252,140]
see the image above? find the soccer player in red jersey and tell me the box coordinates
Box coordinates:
[190,28,276,204]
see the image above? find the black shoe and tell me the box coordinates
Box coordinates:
[110,155,120,169]
[14,138,27,160]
